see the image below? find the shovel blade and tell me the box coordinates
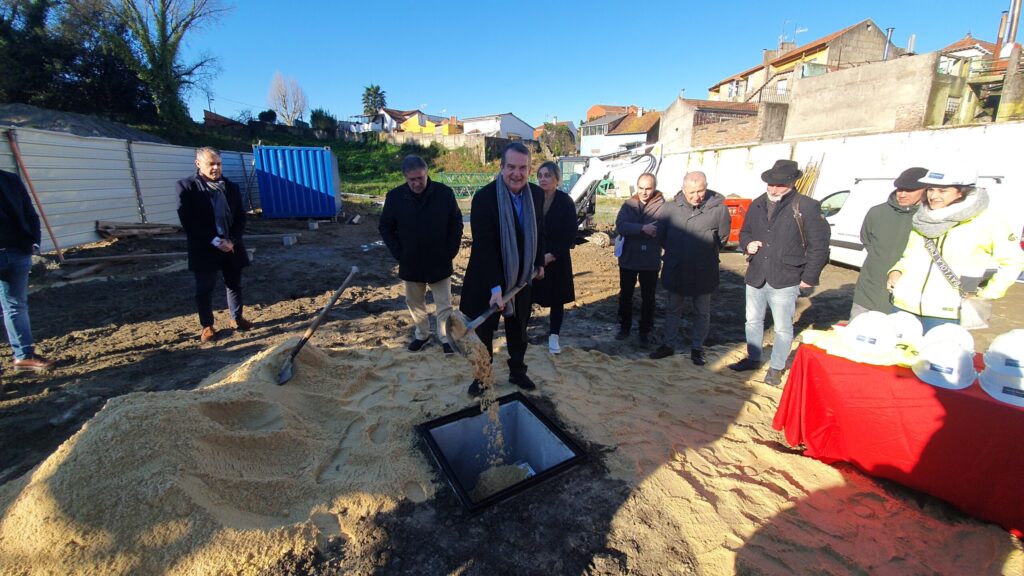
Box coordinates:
[276,357,294,385]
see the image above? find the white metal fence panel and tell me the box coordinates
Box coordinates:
[1,128,140,252]
[130,142,197,226]
[0,127,257,253]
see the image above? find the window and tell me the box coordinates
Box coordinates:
[818,191,850,218]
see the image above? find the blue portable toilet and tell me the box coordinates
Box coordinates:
[253,146,343,218]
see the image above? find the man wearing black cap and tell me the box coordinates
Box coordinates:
[850,167,928,318]
[729,159,830,386]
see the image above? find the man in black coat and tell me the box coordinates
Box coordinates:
[379,155,463,354]
[176,147,251,343]
[0,169,53,373]
[460,142,545,396]
[650,171,731,365]
[729,160,830,386]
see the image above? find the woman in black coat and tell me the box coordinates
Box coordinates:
[531,161,577,354]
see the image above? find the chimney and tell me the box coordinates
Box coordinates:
[883,27,895,60]
[450,115,456,124]
[996,11,1008,59]
[1009,0,1022,45]
[637,108,644,118]
[908,33,916,54]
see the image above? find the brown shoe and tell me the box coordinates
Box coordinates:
[13,355,54,372]
[200,326,217,342]
[231,317,253,331]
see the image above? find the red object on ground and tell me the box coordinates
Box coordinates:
[772,344,1024,534]
[723,198,752,245]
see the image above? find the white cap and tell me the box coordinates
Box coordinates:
[979,368,1024,407]
[912,340,978,389]
[840,311,897,364]
[888,311,923,348]
[919,167,978,187]
[983,329,1024,378]
[922,323,975,353]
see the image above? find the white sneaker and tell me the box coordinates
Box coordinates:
[548,334,561,354]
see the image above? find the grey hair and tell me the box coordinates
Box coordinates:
[401,155,428,174]
[683,171,707,186]
[538,161,561,181]
[501,142,531,166]
[196,146,221,159]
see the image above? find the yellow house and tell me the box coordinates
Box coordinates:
[399,112,439,134]
[436,116,463,135]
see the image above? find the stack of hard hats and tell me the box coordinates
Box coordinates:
[912,324,978,389]
[888,311,924,350]
[979,329,1024,407]
[838,311,898,364]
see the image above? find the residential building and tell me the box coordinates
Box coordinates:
[585,104,637,122]
[580,109,659,156]
[532,119,578,142]
[462,113,534,139]
[579,113,626,156]
[436,116,463,135]
[399,111,446,134]
[707,19,903,104]
[660,99,763,152]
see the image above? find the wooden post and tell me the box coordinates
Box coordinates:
[5,130,64,262]
[125,140,148,223]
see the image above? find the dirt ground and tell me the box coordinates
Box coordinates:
[1,201,1022,574]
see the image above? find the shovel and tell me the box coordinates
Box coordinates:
[447,272,537,355]
[277,266,359,385]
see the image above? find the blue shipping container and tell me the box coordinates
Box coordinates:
[253,146,342,218]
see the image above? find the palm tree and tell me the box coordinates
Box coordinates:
[361,84,386,116]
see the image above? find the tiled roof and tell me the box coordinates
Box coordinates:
[580,113,626,128]
[941,33,997,55]
[608,111,660,135]
[382,108,419,122]
[709,19,875,90]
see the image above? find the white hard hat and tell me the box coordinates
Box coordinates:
[840,311,897,364]
[919,167,978,187]
[979,368,1024,407]
[912,340,978,389]
[983,329,1024,378]
[888,311,923,348]
[921,323,975,353]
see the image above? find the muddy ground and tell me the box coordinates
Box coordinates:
[1,201,1021,574]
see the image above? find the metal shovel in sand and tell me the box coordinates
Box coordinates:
[446,273,536,355]
[277,266,359,385]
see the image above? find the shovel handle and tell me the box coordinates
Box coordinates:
[465,271,538,331]
[288,266,359,360]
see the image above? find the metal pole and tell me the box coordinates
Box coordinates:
[883,28,895,61]
[5,129,64,262]
[125,140,147,223]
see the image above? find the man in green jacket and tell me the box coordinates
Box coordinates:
[850,167,927,318]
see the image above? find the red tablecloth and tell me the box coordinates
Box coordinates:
[772,344,1024,534]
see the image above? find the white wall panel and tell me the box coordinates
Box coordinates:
[0,128,256,253]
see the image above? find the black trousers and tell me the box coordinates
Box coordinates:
[475,287,532,377]
[618,268,658,334]
[194,263,243,328]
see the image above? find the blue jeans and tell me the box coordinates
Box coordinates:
[745,284,800,370]
[0,248,35,360]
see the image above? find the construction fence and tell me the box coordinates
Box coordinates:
[0,127,257,253]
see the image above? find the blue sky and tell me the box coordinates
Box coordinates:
[181,0,1014,127]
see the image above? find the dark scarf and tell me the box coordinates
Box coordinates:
[196,173,233,237]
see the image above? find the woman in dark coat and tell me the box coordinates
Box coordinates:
[531,161,577,354]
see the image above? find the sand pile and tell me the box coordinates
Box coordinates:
[0,341,443,575]
[1,337,1021,574]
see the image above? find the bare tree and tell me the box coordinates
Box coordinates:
[268,71,307,127]
[94,0,230,125]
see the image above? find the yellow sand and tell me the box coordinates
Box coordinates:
[0,339,1021,575]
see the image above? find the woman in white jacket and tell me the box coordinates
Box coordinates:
[887,167,1024,331]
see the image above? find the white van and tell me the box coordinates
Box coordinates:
[816,176,1022,269]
